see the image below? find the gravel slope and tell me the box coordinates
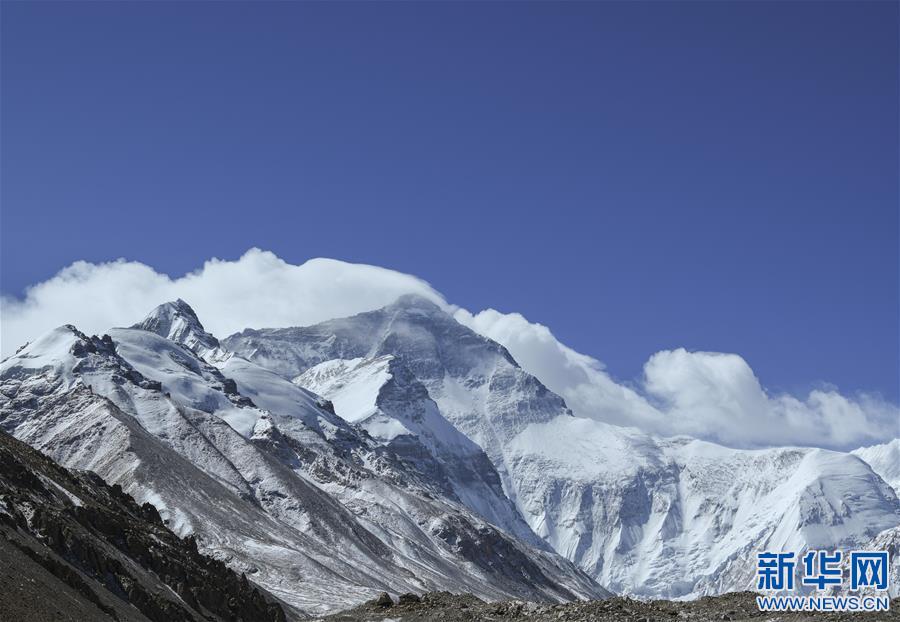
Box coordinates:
[321,591,899,622]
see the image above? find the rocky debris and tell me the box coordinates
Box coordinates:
[322,591,899,622]
[398,593,421,605]
[0,429,288,622]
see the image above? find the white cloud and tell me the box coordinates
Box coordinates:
[1,249,445,357]
[453,308,665,430]
[642,348,898,448]
[3,249,896,450]
[456,310,898,450]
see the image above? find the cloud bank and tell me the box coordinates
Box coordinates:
[1,249,445,356]
[456,308,898,449]
[3,249,896,450]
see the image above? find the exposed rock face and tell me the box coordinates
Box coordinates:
[132,299,224,360]
[0,428,287,622]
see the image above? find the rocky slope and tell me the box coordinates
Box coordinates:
[320,591,899,622]
[225,294,900,600]
[0,428,287,622]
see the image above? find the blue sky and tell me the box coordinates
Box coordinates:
[2,1,897,401]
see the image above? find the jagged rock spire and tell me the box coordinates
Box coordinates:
[133,299,221,356]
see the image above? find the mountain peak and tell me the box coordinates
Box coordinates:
[388,293,446,314]
[171,298,200,319]
[137,298,200,323]
[133,299,220,354]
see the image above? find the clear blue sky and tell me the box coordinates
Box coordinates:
[2,1,897,400]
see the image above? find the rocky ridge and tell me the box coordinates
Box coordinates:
[0,428,288,622]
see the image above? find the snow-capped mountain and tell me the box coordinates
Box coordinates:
[132,298,222,358]
[853,439,900,496]
[132,298,233,364]
[225,294,900,599]
[0,304,607,616]
[295,354,545,547]
[3,293,897,610]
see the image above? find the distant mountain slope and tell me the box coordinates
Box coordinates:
[0,428,287,622]
[225,294,900,599]
[826,524,900,600]
[853,439,900,495]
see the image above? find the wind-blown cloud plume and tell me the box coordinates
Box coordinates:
[1,249,445,356]
[3,249,896,449]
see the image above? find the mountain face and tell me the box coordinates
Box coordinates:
[224,295,571,490]
[295,355,544,547]
[224,294,900,599]
[865,526,900,598]
[821,524,900,600]
[853,439,900,496]
[0,304,607,617]
[132,298,225,361]
[0,428,286,622]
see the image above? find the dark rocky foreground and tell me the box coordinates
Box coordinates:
[320,591,899,622]
[0,429,288,622]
